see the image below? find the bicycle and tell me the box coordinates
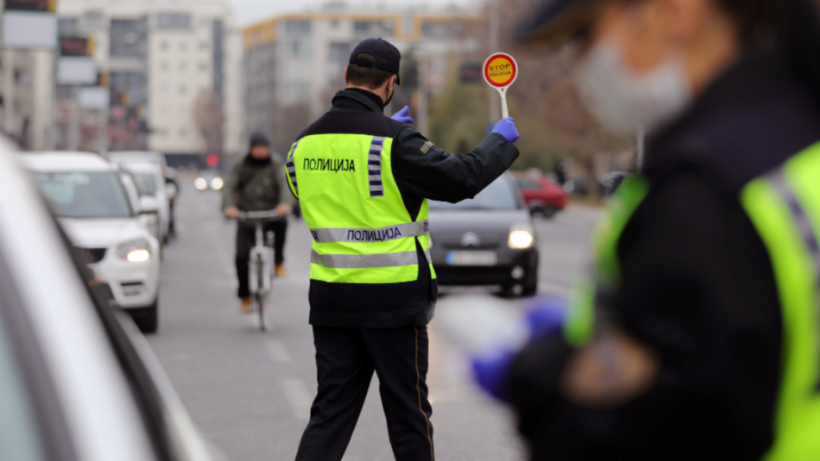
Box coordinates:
[236,209,281,331]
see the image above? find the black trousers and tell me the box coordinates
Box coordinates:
[296,326,434,461]
[234,219,287,299]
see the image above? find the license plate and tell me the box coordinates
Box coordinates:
[446,251,498,266]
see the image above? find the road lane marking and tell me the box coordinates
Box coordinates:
[265,340,292,363]
[281,378,313,420]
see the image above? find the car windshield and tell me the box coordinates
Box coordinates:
[135,173,157,195]
[430,177,519,210]
[33,172,133,219]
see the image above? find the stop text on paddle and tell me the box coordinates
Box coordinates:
[483,53,518,119]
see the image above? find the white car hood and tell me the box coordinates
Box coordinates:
[59,217,149,248]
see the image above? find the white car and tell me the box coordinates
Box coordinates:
[109,150,169,172]
[21,151,162,332]
[0,137,213,461]
[115,159,171,244]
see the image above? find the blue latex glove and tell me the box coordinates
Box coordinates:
[491,118,520,143]
[471,296,568,402]
[525,296,569,340]
[391,105,414,124]
[472,350,516,401]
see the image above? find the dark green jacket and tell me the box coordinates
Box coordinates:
[221,154,292,216]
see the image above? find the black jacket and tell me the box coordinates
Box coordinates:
[507,47,820,460]
[295,88,519,328]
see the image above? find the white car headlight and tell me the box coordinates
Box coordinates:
[509,223,535,249]
[211,177,224,190]
[117,239,152,262]
[194,177,208,190]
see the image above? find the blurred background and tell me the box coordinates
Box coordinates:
[0,1,631,460]
[1,0,637,196]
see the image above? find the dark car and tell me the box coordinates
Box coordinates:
[511,171,567,218]
[429,175,539,297]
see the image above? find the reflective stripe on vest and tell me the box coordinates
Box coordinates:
[741,145,820,461]
[312,250,421,269]
[310,221,429,243]
[291,132,436,285]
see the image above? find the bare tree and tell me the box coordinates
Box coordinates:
[193,90,225,158]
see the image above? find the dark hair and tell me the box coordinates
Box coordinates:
[346,53,396,89]
[713,0,820,101]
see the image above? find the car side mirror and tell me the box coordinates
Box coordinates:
[139,195,160,214]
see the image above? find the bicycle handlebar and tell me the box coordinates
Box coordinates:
[236,210,282,221]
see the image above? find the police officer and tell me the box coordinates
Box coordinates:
[468,0,820,459]
[287,38,520,460]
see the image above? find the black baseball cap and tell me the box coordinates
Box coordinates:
[349,38,402,85]
[516,0,604,49]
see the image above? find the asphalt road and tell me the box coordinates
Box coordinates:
[146,187,599,461]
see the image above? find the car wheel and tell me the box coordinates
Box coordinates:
[132,299,159,334]
[540,205,558,219]
[522,281,538,297]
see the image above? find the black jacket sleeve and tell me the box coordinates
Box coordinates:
[391,126,519,202]
[505,170,782,461]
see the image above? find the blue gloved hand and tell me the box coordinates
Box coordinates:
[472,350,516,401]
[470,296,568,402]
[524,296,569,340]
[391,105,414,124]
[491,118,520,143]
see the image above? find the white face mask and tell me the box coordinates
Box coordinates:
[572,39,692,135]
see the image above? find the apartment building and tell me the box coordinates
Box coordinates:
[0,48,54,150]
[241,6,482,154]
[58,0,241,163]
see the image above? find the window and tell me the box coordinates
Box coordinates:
[284,20,310,35]
[159,61,169,72]
[157,13,191,30]
[282,81,311,102]
[199,62,209,72]
[430,177,519,210]
[179,85,187,95]
[421,21,460,39]
[179,42,187,52]
[34,172,133,218]
[286,39,310,58]
[179,61,187,72]
[84,10,105,31]
[199,41,208,51]
[0,313,45,461]
[110,18,148,58]
[516,179,541,191]
[159,41,169,51]
[58,18,80,37]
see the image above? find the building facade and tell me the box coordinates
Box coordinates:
[0,48,55,150]
[57,0,241,165]
[241,6,482,154]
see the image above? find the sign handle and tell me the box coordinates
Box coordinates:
[497,87,510,119]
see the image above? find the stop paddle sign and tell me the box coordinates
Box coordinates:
[483,53,519,119]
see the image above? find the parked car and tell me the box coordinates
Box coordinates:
[1,139,212,461]
[194,170,224,191]
[21,152,162,333]
[109,150,169,173]
[429,175,539,297]
[511,171,567,218]
[114,159,171,244]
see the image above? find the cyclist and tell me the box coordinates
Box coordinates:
[223,133,292,313]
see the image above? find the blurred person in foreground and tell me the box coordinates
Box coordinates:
[223,133,291,312]
[286,38,520,461]
[462,0,820,459]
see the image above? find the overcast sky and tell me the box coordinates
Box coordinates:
[229,0,482,27]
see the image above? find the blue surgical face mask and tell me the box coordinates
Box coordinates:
[572,39,693,135]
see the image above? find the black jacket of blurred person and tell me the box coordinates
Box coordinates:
[507,0,820,460]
